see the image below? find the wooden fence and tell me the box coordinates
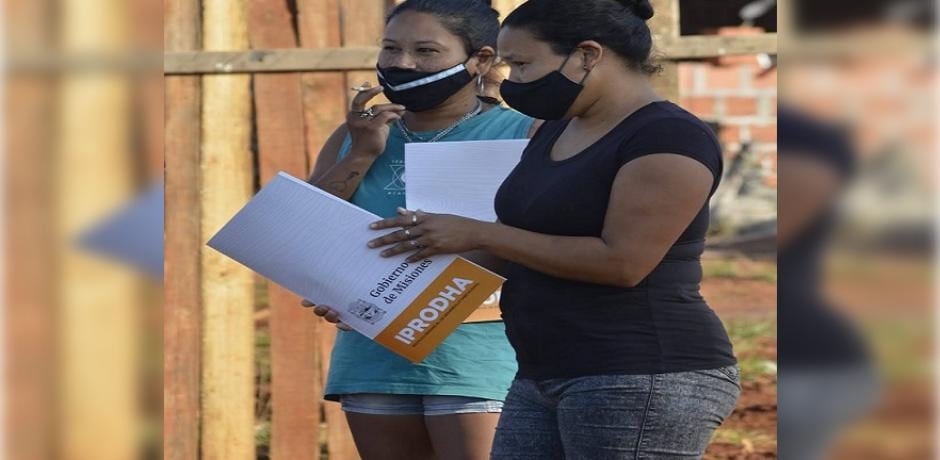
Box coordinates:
[163,1,776,459]
[5,0,163,457]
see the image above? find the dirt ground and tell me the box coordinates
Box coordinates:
[702,256,778,459]
[701,253,935,459]
[265,253,940,459]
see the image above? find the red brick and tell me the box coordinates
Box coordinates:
[724,96,759,116]
[866,95,908,118]
[907,124,936,156]
[753,67,777,89]
[764,174,778,188]
[787,94,840,119]
[760,151,778,169]
[704,27,766,66]
[856,122,883,154]
[751,124,777,143]
[716,54,760,66]
[680,96,716,117]
[679,63,696,91]
[715,26,766,36]
[704,66,742,90]
[761,151,778,187]
[718,125,741,145]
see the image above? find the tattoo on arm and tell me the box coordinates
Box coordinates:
[327,171,361,193]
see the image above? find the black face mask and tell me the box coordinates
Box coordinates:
[377,61,474,112]
[500,52,592,120]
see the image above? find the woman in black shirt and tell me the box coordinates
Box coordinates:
[366,0,740,457]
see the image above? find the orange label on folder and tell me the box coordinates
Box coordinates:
[207,172,506,364]
[374,258,504,362]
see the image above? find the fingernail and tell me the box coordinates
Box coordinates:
[368,241,377,248]
[369,223,378,229]
[381,250,391,257]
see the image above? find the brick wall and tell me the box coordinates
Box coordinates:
[677,28,778,187]
[783,54,934,186]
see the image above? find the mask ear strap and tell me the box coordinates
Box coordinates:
[470,51,502,105]
[558,51,575,71]
[560,49,594,84]
[466,50,484,80]
[577,49,594,84]
[578,66,594,84]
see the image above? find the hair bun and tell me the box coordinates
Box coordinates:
[617,0,654,20]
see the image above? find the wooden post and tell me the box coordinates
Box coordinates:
[247,1,323,459]
[340,0,389,108]
[297,1,363,458]
[777,0,792,42]
[649,0,681,102]
[492,0,526,18]
[5,1,56,458]
[200,0,256,458]
[133,0,165,178]
[164,0,202,457]
[297,0,347,169]
[57,0,140,457]
[318,326,360,460]
[296,2,390,459]
[5,77,57,460]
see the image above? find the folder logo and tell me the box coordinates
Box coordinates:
[347,299,387,325]
[374,258,504,362]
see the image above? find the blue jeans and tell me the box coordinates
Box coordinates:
[491,366,741,459]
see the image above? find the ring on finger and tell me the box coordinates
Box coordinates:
[409,240,425,249]
[411,213,418,226]
[403,228,414,239]
[359,107,376,119]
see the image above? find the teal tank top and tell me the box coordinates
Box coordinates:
[324,106,534,401]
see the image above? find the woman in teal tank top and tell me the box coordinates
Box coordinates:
[301,1,537,459]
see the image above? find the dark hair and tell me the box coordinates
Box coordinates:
[503,0,661,74]
[387,0,500,55]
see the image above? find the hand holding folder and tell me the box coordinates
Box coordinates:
[207,172,504,363]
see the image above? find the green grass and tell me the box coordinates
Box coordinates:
[737,355,777,382]
[725,318,777,382]
[726,318,776,344]
[711,427,776,446]
[255,280,270,310]
[860,316,932,382]
[256,331,273,452]
[703,259,777,283]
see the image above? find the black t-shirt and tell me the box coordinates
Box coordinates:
[777,106,870,369]
[494,101,736,379]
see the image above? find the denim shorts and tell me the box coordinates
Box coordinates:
[491,366,741,459]
[339,393,504,416]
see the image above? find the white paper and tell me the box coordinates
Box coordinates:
[405,139,528,222]
[78,181,164,278]
[206,173,505,358]
[207,173,451,338]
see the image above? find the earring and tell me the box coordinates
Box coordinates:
[476,73,501,105]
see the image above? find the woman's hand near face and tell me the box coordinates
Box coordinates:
[346,83,406,158]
